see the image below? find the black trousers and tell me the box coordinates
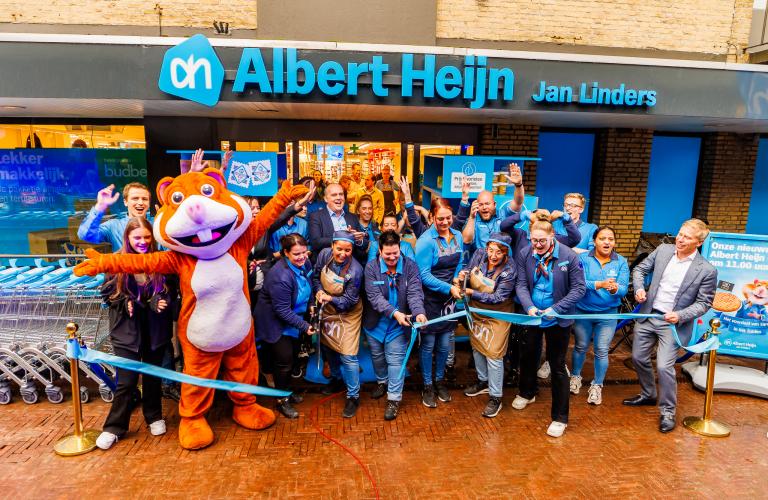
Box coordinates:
[103,344,165,436]
[519,324,570,424]
[263,335,298,392]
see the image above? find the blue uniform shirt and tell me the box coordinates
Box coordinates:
[367,239,415,263]
[270,217,309,253]
[364,256,405,343]
[283,261,311,338]
[531,245,558,327]
[473,214,502,252]
[415,225,464,295]
[577,250,629,312]
[553,217,597,250]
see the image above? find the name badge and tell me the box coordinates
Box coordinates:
[372,280,385,285]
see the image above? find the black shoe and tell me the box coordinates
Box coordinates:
[370,383,387,400]
[161,384,181,402]
[445,365,457,384]
[483,397,503,418]
[464,381,490,397]
[276,398,299,419]
[659,414,676,433]
[321,377,345,395]
[622,395,658,406]
[291,364,305,379]
[289,392,304,404]
[422,384,437,408]
[504,369,519,388]
[384,400,400,421]
[436,381,452,403]
[342,397,360,418]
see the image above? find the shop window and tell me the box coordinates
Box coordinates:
[537,132,595,212]
[297,141,401,182]
[0,124,147,255]
[643,135,701,234]
[747,138,768,235]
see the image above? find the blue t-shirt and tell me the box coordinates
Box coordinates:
[283,261,311,338]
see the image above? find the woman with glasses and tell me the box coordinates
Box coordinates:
[512,210,586,438]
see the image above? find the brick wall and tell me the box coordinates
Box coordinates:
[437,0,753,61]
[477,124,539,192]
[0,1,257,29]
[694,132,759,233]
[589,128,653,255]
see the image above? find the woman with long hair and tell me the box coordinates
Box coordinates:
[96,217,177,450]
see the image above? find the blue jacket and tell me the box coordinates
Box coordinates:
[500,211,581,252]
[254,258,313,343]
[308,207,368,263]
[415,225,465,295]
[463,248,517,304]
[515,241,586,327]
[577,250,629,312]
[363,255,426,331]
[553,218,598,250]
[311,247,363,312]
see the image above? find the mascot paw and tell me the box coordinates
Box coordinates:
[276,180,309,204]
[73,248,103,277]
[232,403,276,430]
[179,416,215,450]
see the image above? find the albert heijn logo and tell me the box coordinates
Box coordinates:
[158,34,225,107]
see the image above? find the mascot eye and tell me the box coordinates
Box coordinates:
[171,191,184,204]
[200,184,215,197]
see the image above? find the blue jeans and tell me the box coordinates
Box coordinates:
[572,317,617,385]
[365,333,408,401]
[322,345,360,399]
[420,330,451,384]
[473,350,503,397]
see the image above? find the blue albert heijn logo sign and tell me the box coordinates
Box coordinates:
[158,34,225,107]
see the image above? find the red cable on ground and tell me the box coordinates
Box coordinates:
[309,392,381,500]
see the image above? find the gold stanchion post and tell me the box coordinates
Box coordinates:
[683,318,731,438]
[54,322,100,456]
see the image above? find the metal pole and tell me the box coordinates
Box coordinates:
[682,318,731,438]
[54,323,100,456]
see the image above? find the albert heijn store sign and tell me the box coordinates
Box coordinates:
[158,34,657,110]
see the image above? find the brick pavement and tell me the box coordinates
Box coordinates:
[1,345,767,499]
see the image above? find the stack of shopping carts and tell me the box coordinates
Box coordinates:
[0,256,116,405]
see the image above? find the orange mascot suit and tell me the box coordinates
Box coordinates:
[75,168,308,450]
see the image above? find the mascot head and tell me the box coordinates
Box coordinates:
[153,167,252,259]
[743,280,768,306]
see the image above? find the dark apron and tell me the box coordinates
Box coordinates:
[381,183,396,215]
[422,237,461,335]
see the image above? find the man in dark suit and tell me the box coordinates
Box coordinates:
[624,218,717,433]
[309,183,368,263]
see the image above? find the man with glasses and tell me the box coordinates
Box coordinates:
[553,193,598,253]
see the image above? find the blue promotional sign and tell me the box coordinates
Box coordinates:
[441,155,495,197]
[697,232,768,360]
[225,152,279,196]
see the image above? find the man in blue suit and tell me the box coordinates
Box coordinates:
[625,218,717,433]
[308,183,368,264]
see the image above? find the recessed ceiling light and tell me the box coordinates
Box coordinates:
[0,105,26,110]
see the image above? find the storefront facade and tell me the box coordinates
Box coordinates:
[1,32,767,255]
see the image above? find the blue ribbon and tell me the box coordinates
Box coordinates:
[67,340,291,398]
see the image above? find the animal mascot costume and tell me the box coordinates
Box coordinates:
[75,168,308,450]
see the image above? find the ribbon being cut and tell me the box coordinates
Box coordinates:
[399,307,720,378]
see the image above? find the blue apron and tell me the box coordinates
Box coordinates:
[422,238,461,335]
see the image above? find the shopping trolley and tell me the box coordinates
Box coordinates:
[0,255,115,405]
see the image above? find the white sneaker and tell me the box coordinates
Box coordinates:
[546,421,567,438]
[569,375,582,395]
[96,431,118,450]
[587,384,603,405]
[537,361,551,379]
[149,419,167,436]
[511,395,535,410]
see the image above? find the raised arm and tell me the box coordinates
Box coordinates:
[246,180,309,250]
[75,248,180,276]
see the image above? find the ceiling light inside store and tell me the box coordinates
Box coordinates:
[0,105,26,110]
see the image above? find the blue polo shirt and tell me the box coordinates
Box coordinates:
[553,217,597,250]
[283,261,311,338]
[364,257,405,343]
[531,243,558,328]
[269,217,309,253]
[473,214,502,252]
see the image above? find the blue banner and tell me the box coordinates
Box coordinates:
[698,232,768,360]
[225,151,279,197]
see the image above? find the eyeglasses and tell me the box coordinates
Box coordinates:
[531,238,550,245]
[564,203,583,209]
